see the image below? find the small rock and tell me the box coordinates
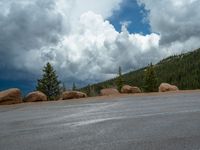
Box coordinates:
[121,85,141,93]
[62,91,87,100]
[100,88,119,96]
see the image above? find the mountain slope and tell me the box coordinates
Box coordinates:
[81,48,200,95]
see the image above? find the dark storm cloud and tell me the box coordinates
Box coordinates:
[138,0,200,48]
[4,0,199,91]
[0,0,63,79]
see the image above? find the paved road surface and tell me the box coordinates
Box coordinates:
[0,92,200,150]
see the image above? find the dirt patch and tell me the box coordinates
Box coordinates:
[84,89,200,101]
[0,89,200,107]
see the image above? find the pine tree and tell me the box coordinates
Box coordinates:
[86,84,91,96]
[61,83,66,92]
[85,84,93,97]
[72,82,76,91]
[116,66,124,92]
[36,62,61,100]
[144,63,157,92]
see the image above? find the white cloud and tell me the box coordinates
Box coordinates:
[44,11,161,84]
[1,0,200,88]
[55,0,122,32]
[138,0,200,52]
[14,11,161,86]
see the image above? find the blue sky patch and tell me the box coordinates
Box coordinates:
[108,0,150,34]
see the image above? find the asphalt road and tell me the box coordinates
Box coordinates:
[0,92,200,150]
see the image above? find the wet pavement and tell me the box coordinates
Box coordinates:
[0,92,200,150]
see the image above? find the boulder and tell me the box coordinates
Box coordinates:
[100,88,119,96]
[0,88,22,105]
[24,91,47,102]
[159,83,179,92]
[121,85,141,93]
[62,91,87,100]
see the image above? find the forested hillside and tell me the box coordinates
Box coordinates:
[81,48,200,95]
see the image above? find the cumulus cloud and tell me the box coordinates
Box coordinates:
[0,0,63,75]
[53,12,161,84]
[1,0,199,88]
[0,0,162,87]
[0,0,122,81]
[138,0,200,52]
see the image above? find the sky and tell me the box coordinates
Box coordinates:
[0,0,200,94]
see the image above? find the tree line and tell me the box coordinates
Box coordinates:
[37,48,200,99]
[81,48,200,95]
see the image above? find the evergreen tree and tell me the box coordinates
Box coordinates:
[72,82,76,91]
[80,48,200,93]
[61,83,66,92]
[144,63,157,92]
[36,62,61,100]
[86,84,91,96]
[85,84,95,97]
[116,66,124,92]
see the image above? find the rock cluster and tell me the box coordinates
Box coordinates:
[0,82,180,105]
[0,87,89,105]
